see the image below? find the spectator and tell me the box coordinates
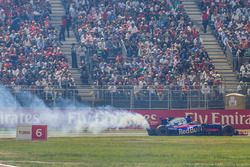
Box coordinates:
[66,13,71,38]
[200,0,249,73]
[0,0,75,101]
[71,43,78,68]
[201,82,211,98]
[202,10,209,33]
[240,59,250,82]
[59,16,66,42]
[237,81,248,94]
[65,0,216,91]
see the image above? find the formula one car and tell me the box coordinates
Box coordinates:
[147,117,238,136]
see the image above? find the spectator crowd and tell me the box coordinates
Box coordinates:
[199,0,250,81]
[0,0,76,101]
[63,0,224,100]
[1,0,249,106]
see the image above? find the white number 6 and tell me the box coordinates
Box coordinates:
[36,129,42,137]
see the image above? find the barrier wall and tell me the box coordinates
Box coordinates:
[1,109,250,134]
[132,110,250,130]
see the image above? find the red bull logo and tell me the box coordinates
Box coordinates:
[178,126,202,135]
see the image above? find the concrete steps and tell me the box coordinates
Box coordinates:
[183,0,202,25]
[183,0,239,91]
[50,0,94,101]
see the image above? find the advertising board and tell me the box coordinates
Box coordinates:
[16,125,32,140]
[16,125,47,141]
[132,110,250,130]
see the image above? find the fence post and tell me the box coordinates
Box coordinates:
[167,89,170,110]
[169,90,172,110]
[52,89,56,107]
[130,89,134,109]
[188,89,191,109]
[205,94,208,109]
[111,92,114,106]
[149,90,151,109]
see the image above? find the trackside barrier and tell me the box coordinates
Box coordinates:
[237,130,250,136]
[131,109,250,132]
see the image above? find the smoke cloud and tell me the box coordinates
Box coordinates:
[0,86,149,133]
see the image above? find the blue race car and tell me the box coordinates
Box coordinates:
[147,117,238,136]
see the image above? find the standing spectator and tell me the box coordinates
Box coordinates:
[80,61,88,84]
[71,43,78,68]
[59,16,66,42]
[66,13,71,38]
[202,11,209,33]
[201,82,211,98]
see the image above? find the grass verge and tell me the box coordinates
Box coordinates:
[0,136,250,167]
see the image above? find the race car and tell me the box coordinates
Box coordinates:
[147,117,238,136]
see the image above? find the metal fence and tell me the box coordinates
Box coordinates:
[92,88,225,109]
[3,86,250,109]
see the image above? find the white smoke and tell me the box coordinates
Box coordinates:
[66,107,149,134]
[0,85,149,133]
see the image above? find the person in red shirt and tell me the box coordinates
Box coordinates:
[202,11,209,33]
[59,16,66,42]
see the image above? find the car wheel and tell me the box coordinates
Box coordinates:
[157,125,168,136]
[147,128,157,136]
[222,125,234,136]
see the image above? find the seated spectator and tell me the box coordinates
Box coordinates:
[200,0,249,73]
[237,81,248,95]
[59,0,222,101]
[239,60,250,82]
[0,0,75,101]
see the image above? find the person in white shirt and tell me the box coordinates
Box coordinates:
[201,82,210,99]
[128,23,138,35]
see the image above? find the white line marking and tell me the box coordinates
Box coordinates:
[0,164,17,167]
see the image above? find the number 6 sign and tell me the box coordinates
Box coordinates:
[16,125,47,141]
[32,125,48,141]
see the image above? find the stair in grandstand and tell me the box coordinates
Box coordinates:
[183,0,239,91]
[50,0,95,102]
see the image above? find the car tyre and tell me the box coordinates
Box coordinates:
[222,125,234,136]
[157,125,168,136]
[147,128,157,136]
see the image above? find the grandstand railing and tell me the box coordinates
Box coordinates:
[92,87,225,109]
[225,42,237,72]
[3,86,250,109]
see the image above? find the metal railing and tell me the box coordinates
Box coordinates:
[91,88,225,109]
[2,85,249,109]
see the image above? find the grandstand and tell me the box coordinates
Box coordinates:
[0,0,249,109]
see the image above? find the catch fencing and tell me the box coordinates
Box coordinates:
[3,86,250,109]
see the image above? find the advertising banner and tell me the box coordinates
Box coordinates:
[16,125,32,140]
[31,125,48,141]
[132,110,250,130]
[16,125,47,141]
